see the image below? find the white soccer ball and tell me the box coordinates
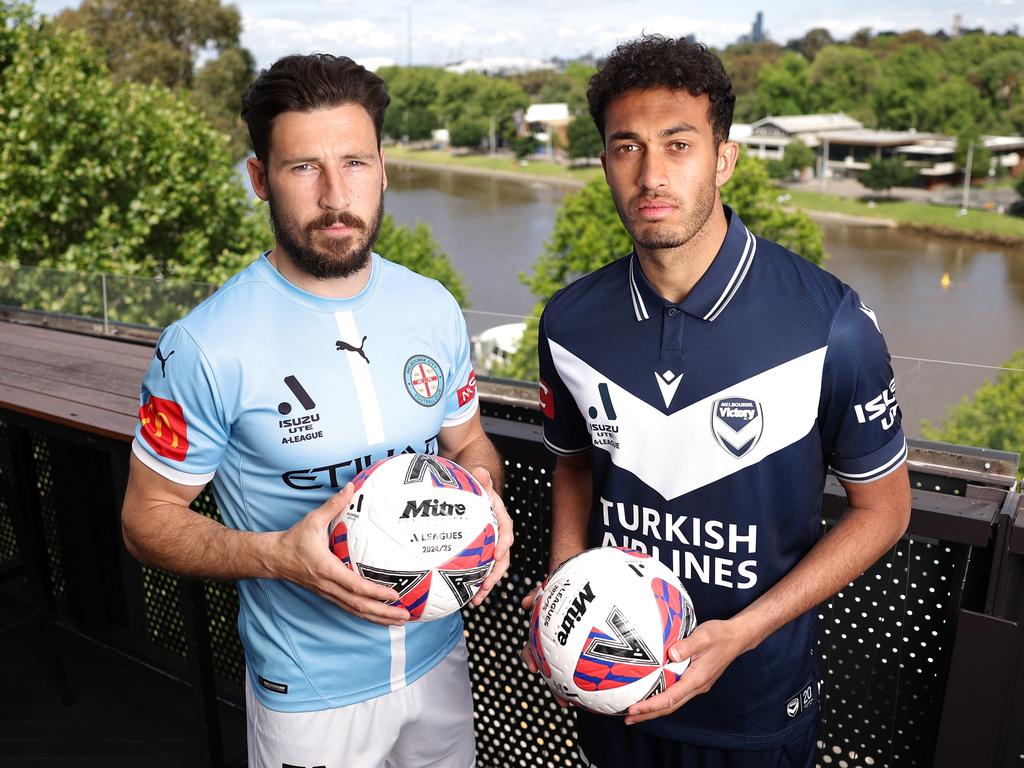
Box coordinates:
[529,547,697,715]
[328,453,497,621]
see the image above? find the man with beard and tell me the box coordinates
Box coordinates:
[528,36,910,767]
[122,53,513,768]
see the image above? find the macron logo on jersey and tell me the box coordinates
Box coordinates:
[859,301,881,334]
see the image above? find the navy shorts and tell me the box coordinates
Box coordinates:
[576,712,818,768]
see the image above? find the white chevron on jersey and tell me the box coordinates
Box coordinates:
[548,339,828,500]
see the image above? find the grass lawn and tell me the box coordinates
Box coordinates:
[784,188,1024,241]
[385,145,604,184]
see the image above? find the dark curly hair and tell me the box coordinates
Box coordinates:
[241,53,390,161]
[587,35,735,146]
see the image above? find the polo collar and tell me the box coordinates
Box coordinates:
[627,206,756,323]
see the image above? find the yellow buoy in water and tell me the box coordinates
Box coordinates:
[940,272,951,289]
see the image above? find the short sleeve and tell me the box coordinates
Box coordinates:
[820,292,907,484]
[441,297,479,428]
[131,323,229,486]
[538,310,590,456]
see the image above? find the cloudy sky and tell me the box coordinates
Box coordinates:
[33,0,1024,70]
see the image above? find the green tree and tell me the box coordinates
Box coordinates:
[873,44,941,129]
[919,76,994,133]
[448,115,487,149]
[921,349,1024,458]
[436,72,528,147]
[754,53,813,116]
[55,0,254,158]
[510,134,540,160]
[786,27,834,61]
[497,153,826,381]
[374,216,467,306]
[808,46,879,114]
[378,66,449,142]
[0,3,264,285]
[566,116,603,160]
[783,139,815,175]
[858,157,918,196]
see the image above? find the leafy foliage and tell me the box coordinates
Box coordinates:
[54,0,254,158]
[567,116,604,160]
[374,215,467,306]
[921,349,1024,459]
[0,3,265,285]
[858,158,919,195]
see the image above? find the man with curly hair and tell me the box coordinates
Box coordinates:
[528,35,910,767]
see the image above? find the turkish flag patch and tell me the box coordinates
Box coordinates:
[457,371,477,407]
[539,379,555,419]
[139,395,189,462]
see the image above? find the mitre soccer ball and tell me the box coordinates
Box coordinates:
[529,547,697,715]
[328,453,497,621]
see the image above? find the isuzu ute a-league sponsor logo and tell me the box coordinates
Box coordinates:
[853,378,898,430]
[587,382,620,449]
[277,375,326,445]
[711,397,763,458]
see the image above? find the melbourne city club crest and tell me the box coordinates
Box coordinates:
[404,354,444,407]
[711,397,763,458]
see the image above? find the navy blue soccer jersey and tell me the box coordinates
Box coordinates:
[538,207,906,749]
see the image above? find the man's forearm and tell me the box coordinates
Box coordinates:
[731,466,911,653]
[123,500,280,580]
[446,432,504,492]
[549,456,592,572]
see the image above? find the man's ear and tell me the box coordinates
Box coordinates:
[715,141,739,188]
[247,156,269,201]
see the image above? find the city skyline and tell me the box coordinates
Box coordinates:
[31,0,1024,71]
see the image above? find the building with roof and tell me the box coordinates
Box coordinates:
[731,112,1024,186]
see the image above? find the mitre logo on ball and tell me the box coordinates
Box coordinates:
[328,453,497,621]
[529,547,697,715]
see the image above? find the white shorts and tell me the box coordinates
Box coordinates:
[246,637,476,768]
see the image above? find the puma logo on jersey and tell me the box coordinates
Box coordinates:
[155,346,174,377]
[337,336,369,364]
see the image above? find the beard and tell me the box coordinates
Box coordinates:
[268,192,385,280]
[613,173,717,252]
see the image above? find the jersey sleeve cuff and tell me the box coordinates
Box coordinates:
[543,434,590,456]
[830,431,907,484]
[132,439,216,487]
[442,397,479,428]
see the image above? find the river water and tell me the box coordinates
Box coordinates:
[385,163,1024,441]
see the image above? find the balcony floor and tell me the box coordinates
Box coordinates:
[0,588,247,767]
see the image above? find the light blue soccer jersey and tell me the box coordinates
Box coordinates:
[132,252,480,712]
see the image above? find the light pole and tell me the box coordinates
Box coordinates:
[959,140,974,216]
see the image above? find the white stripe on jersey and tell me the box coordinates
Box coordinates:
[548,339,827,500]
[389,624,407,689]
[335,311,387,445]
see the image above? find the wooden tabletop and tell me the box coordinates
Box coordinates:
[0,321,152,442]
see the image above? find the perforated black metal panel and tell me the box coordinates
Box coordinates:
[0,421,19,564]
[465,433,580,768]
[191,487,246,683]
[27,433,65,598]
[141,565,187,656]
[817,533,966,768]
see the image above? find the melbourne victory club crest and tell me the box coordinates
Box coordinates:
[711,397,763,458]
[404,354,444,407]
